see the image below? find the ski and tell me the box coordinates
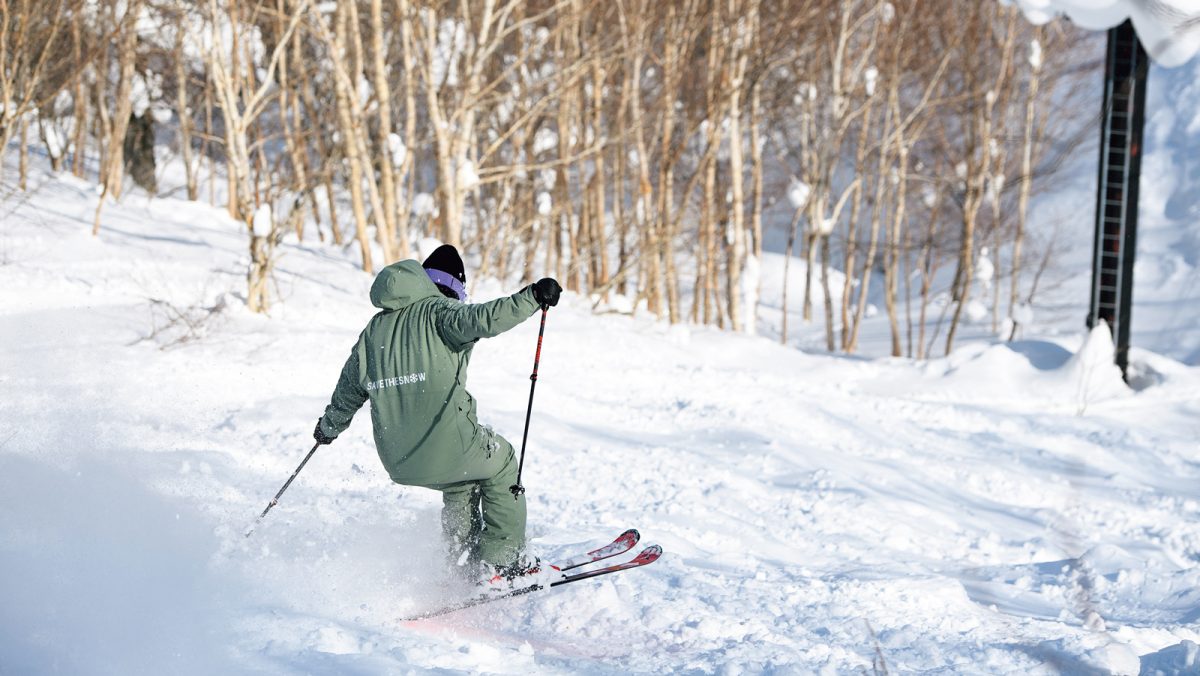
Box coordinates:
[404,544,663,621]
[549,544,662,584]
[557,528,641,571]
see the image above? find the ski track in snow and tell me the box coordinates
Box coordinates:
[3,145,1200,672]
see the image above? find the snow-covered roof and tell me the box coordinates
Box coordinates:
[1006,0,1200,67]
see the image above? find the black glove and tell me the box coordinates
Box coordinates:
[531,278,562,308]
[313,418,336,445]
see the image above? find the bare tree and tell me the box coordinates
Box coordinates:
[724,0,758,334]
[1,0,77,184]
[171,6,201,201]
[1009,25,1043,339]
[207,0,307,311]
[2,0,1098,351]
[307,0,380,272]
[943,5,1018,355]
[90,0,143,234]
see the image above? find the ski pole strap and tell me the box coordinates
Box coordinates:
[511,307,549,498]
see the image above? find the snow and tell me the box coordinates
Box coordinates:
[388,134,407,169]
[740,254,760,336]
[251,204,272,238]
[533,128,558,156]
[1140,639,1200,674]
[411,192,436,217]
[863,66,879,97]
[4,154,1199,674]
[130,75,151,118]
[416,236,444,261]
[1126,53,1200,362]
[977,247,996,287]
[986,172,1005,205]
[42,123,68,161]
[1014,302,1035,326]
[1005,0,1200,67]
[4,40,1200,674]
[787,178,810,209]
[881,2,896,24]
[432,18,466,87]
[456,159,481,192]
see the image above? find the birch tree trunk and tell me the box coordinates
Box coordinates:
[369,0,406,258]
[724,0,755,334]
[344,0,394,261]
[397,0,419,245]
[1010,26,1042,339]
[71,12,88,178]
[173,22,198,201]
[92,0,143,235]
[624,0,674,319]
[748,78,765,332]
[945,8,1016,355]
[841,100,872,350]
[780,206,803,344]
[884,143,909,357]
[323,0,375,271]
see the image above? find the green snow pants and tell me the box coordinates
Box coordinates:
[425,433,526,574]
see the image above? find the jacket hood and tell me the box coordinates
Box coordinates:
[369,259,441,311]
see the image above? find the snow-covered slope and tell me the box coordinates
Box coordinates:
[1135,55,1200,364]
[2,153,1200,674]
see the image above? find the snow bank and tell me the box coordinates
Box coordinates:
[1141,640,1200,675]
[1134,54,1200,363]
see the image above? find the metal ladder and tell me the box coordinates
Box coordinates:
[1089,19,1148,381]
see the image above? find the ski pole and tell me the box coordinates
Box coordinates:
[245,441,321,537]
[510,306,549,499]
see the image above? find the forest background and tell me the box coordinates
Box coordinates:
[2,0,1097,356]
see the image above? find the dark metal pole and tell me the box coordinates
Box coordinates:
[1089,19,1149,382]
[510,306,549,499]
[245,441,321,537]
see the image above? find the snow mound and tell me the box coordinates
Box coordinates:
[896,326,1130,409]
[1054,324,1131,402]
[1141,640,1200,675]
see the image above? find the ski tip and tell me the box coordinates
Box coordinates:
[633,544,663,564]
[622,528,641,543]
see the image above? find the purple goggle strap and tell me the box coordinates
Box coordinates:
[426,268,468,301]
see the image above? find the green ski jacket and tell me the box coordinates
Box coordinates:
[319,260,540,486]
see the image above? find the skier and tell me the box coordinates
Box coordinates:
[313,244,562,586]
